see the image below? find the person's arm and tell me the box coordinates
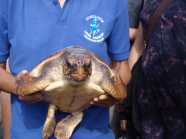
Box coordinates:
[129,28,138,44]
[128,0,144,48]
[128,0,143,29]
[128,23,145,69]
[0,63,11,139]
[91,0,131,107]
[0,64,45,104]
[0,64,18,94]
[0,0,17,94]
[111,60,131,86]
[1,92,11,139]
[0,64,11,139]
[0,0,43,103]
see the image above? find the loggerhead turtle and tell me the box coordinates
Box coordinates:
[15,45,126,139]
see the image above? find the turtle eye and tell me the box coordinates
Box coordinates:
[85,62,91,68]
[66,60,77,70]
[84,58,91,66]
[66,60,71,67]
[84,62,91,75]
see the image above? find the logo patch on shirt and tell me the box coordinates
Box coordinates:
[84,15,105,43]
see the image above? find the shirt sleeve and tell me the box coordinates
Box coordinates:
[0,0,10,64]
[128,0,143,28]
[107,0,130,61]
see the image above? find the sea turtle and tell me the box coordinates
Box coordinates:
[15,45,126,139]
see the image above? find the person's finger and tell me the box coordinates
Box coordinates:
[17,70,29,78]
[93,97,99,102]
[93,100,111,107]
[93,94,109,102]
[90,97,99,105]
[19,96,42,103]
[90,94,117,107]
[90,98,102,105]
[98,94,108,100]
[90,101,94,105]
[18,94,44,103]
[92,98,114,107]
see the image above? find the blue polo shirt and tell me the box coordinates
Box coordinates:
[0,0,130,139]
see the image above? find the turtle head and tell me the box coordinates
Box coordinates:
[63,49,92,82]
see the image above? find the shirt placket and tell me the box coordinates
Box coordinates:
[52,0,71,23]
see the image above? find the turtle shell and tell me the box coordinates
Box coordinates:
[16,45,126,112]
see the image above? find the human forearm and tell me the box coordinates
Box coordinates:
[128,23,145,69]
[0,92,11,139]
[0,65,17,94]
[128,45,143,69]
[111,60,131,86]
[111,60,130,103]
[129,28,138,44]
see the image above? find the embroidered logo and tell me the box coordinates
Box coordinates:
[84,15,104,43]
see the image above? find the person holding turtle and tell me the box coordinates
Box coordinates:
[0,0,131,139]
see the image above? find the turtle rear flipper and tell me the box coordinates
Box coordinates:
[43,104,57,139]
[55,112,83,139]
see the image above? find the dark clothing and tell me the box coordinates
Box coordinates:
[128,0,144,28]
[128,0,186,139]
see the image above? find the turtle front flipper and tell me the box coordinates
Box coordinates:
[100,75,127,103]
[16,71,51,96]
[43,104,57,139]
[44,81,65,92]
[55,112,83,139]
[93,59,127,102]
[16,49,66,96]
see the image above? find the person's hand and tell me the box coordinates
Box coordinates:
[18,93,44,103]
[16,70,44,103]
[90,94,118,107]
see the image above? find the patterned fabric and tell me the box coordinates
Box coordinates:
[128,0,186,139]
